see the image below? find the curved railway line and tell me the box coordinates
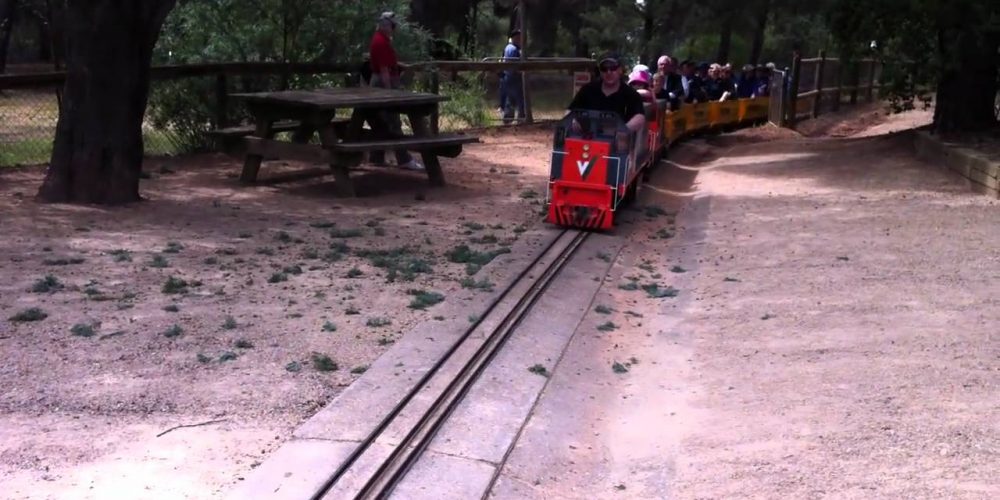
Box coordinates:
[308,229,589,499]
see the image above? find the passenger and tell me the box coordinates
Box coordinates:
[754,65,771,97]
[704,63,724,100]
[679,60,706,104]
[628,69,655,104]
[567,52,646,132]
[655,55,684,110]
[737,64,756,99]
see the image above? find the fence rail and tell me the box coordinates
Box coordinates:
[0,59,595,166]
[772,53,882,128]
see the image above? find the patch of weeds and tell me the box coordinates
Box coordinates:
[222,316,237,330]
[528,364,549,377]
[723,276,741,282]
[310,221,337,229]
[519,189,538,199]
[513,225,527,234]
[329,228,363,238]
[197,354,213,363]
[9,308,48,322]
[287,312,303,319]
[470,234,499,244]
[234,339,254,349]
[460,277,494,291]
[408,289,445,310]
[301,248,319,260]
[433,315,445,321]
[161,276,189,294]
[655,228,675,239]
[642,284,679,298]
[468,314,480,323]
[350,365,369,374]
[670,265,687,273]
[596,252,611,262]
[285,361,302,372]
[110,249,132,262]
[644,205,669,218]
[356,246,432,282]
[594,305,613,315]
[238,232,253,239]
[615,484,627,491]
[618,281,639,291]
[43,257,85,266]
[163,304,179,312]
[624,310,644,318]
[203,257,219,265]
[268,273,288,284]
[837,256,850,261]
[366,317,391,327]
[256,247,275,256]
[163,324,184,338]
[761,313,775,320]
[612,361,629,374]
[313,291,327,299]
[345,306,361,315]
[597,321,618,332]
[70,323,96,337]
[162,241,184,254]
[282,264,303,276]
[83,285,103,297]
[275,231,293,243]
[321,321,337,332]
[218,351,239,362]
[463,222,485,231]
[311,353,338,371]
[446,245,510,269]
[490,224,505,230]
[628,356,639,365]
[30,275,63,293]
[377,336,395,346]
[149,255,170,268]
[346,267,363,278]
[651,273,663,279]
[638,260,655,273]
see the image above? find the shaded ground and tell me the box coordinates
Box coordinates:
[490,108,999,498]
[0,127,555,499]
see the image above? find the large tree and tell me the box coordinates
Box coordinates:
[37,1,176,204]
[829,0,999,133]
[0,0,14,74]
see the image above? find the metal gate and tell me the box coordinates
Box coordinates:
[768,69,787,126]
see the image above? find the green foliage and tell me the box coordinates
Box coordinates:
[10,308,48,322]
[311,353,338,371]
[31,275,63,293]
[407,289,445,310]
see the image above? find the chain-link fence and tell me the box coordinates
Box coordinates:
[0,62,589,167]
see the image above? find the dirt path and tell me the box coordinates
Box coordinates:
[492,110,999,498]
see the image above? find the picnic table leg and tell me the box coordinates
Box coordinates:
[291,123,316,144]
[240,119,274,183]
[407,110,445,186]
[317,124,355,197]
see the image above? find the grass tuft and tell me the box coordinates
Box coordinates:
[366,317,392,327]
[162,241,184,254]
[163,324,184,338]
[222,316,237,330]
[597,321,618,332]
[350,365,369,374]
[612,361,629,374]
[407,289,445,310]
[161,276,188,294]
[528,364,549,377]
[234,339,254,349]
[109,249,132,262]
[642,284,679,298]
[218,351,239,362]
[311,353,338,372]
[345,306,360,315]
[268,272,288,284]
[329,228,363,238]
[322,321,337,332]
[197,354,213,363]
[446,245,510,269]
[460,277,494,291]
[163,304,180,312]
[346,267,363,278]
[285,361,302,372]
[9,308,48,322]
[594,305,612,315]
[70,323,96,337]
[618,282,639,291]
[670,265,687,273]
[149,255,170,268]
[30,275,63,293]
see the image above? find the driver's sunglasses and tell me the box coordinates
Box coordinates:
[599,64,619,73]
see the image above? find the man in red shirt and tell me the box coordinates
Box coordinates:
[368,12,423,171]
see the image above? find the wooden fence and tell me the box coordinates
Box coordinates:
[776,52,882,127]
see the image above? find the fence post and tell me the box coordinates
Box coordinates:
[518,1,533,124]
[429,69,440,135]
[850,61,860,104]
[786,52,801,127]
[812,50,825,118]
[832,58,841,112]
[866,60,876,102]
[215,73,229,128]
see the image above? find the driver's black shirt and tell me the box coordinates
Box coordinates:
[568,80,645,122]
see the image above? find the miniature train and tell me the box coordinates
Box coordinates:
[547,98,770,229]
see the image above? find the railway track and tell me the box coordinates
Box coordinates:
[308,228,589,500]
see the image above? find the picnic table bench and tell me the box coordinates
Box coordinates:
[229,87,480,196]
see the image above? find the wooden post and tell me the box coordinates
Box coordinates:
[786,52,801,127]
[429,69,440,135]
[832,58,841,112]
[215,73,229,128]
[518,0,533,124]
[812,50,825,118]
[866,60,876,102]
[850,61,860,104]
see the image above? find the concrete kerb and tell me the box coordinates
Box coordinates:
[226,226,565,499]
[913,130,1000,198]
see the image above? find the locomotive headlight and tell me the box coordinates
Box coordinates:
[582,152,589,159]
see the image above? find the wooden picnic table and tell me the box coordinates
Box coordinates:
[230,87,479,196]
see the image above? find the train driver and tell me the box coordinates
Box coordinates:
[568,52,646,133]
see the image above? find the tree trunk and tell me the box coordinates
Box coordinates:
[642,2,654,66]
[749,1,769,64]
[716,14,733,63]
[37,0,176,205]
[932,28,999,134]
[0,0,15,74]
